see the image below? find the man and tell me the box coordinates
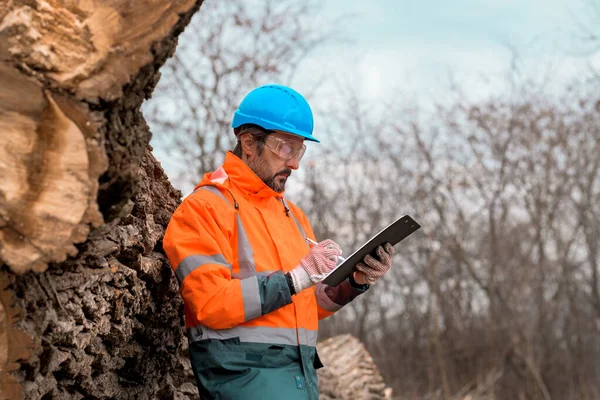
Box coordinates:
[163,84,395,400]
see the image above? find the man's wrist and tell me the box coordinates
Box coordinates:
[285,272,296,296]
[348,273,369,292]
[288,265,312,294]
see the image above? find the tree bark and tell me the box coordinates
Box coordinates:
[1,1,201,398]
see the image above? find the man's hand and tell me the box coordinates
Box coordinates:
[354,243,394,285]
[288,239,342,293]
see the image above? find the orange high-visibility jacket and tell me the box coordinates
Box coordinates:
[163,152,361,349]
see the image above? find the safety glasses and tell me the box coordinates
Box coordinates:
[264,135,306,161]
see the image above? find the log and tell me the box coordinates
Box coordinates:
[1,0,201,398]
[317,334,393,400]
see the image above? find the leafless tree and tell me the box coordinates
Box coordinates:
[302,80,600,399]
[144,0,346,190]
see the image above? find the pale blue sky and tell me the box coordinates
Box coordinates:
[338,0,572,41]
[290,0,598,104]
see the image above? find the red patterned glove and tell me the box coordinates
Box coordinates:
[288,239,342,293]
[355,243,394,285]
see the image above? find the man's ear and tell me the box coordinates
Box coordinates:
[239,133,255,157]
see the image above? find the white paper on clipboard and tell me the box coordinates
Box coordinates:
[322,215,421,286]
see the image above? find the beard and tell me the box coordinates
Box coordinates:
[248,156,291,193]
[263,170,291,193]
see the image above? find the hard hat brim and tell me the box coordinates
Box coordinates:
[232,112,320,143]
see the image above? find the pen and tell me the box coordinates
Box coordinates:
[305,237,318,247]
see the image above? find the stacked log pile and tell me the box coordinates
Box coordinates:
[317,334,392,400]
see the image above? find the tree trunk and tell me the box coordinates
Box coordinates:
[1,1,201,398]
[1,151,196,399]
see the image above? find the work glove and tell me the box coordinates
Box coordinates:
[355,243,394,285]
[288,239,342,294]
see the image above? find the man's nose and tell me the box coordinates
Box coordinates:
[285,155,300,170]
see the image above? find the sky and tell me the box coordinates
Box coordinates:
[291,0,598,104]
[149,0,600,194]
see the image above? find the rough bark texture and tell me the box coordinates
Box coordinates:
[3,152,195,399]
[0,1,392,399]
[317,334,392,400]
[0,0,202,398]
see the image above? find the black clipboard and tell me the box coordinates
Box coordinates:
[322,215,421,286]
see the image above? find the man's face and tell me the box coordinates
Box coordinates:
[248,131,305,193]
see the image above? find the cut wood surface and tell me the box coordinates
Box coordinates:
[1,0,200,275]
[0,64,107,275]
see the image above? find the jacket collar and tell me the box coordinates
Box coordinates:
[196,152,283,199]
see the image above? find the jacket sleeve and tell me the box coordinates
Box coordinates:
[163,195,293,330]
[315,280,367,319]
[288,202,365,320]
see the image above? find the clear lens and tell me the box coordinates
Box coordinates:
[265,136,306,161]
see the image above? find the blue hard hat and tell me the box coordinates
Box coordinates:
[231,84,319,142]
